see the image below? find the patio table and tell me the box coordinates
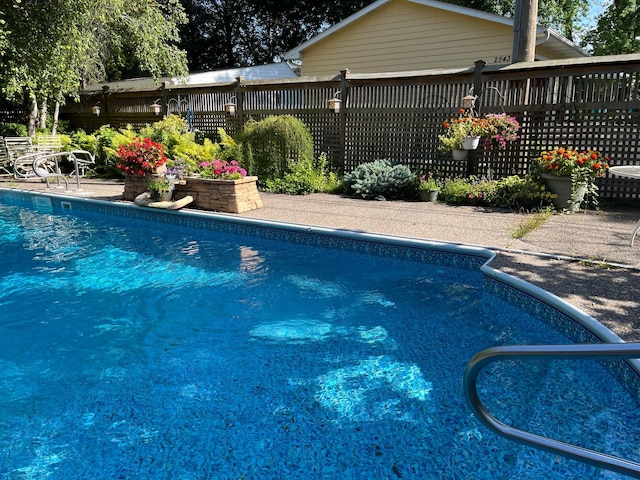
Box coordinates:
[609,165,640,246]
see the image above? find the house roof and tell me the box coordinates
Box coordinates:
[283,0,587,61]
[81,63,298,94]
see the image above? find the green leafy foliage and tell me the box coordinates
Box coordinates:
[0,0,188,135]
[94,125,139,176]
[180,0,370,70]
[0,123,28,137]
[439,176,492,205]
[140,115,192,158]
[344,159,416,200]
[582,0,639,54]
[240,115,315,182]
[484,175,555,210]
[264,152,340,195]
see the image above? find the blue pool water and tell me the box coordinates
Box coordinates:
[0,196,639,479]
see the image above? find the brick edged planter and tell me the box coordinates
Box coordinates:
[123,173,150,201]
[124,174,263,213]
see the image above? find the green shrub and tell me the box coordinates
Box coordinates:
[102,126,139,173]
[69,130,97,153]
[264,152,340,195]
[484,175,554,210]
[439,176,492,204]
[140,115,192,159]
[0,123,28,136]
[239,115,315,181]
[172,138,222,172]
[344,159,416,200]
[87,125,121,176]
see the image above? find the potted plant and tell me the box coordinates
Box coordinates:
[173,158,263,213]
[482,113,520,150]
[116,137,168,201]
[440,110,489,152]
[116,137,167,176]
[146,175,173,201]
[532,147,609,212]
[437,132,467,160]
[197,159,247,179]
[418,172,441,201]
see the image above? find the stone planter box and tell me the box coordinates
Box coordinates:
[174,176,263,213]
[124,174,263,213]
[123,173,150,201]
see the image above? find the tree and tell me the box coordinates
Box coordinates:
[0,0,188,134]
[180,0,371,71]
[180,0,253,70]
[582,0,640,55]
[449,0,588,42]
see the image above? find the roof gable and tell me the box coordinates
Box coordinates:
[284,0,585,61]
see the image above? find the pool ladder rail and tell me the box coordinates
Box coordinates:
[463,342,640,478]
[13,150,95,192]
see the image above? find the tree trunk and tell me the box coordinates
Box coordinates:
[51,101,60,135]
[38,98,48,130]
[27,97,38,137]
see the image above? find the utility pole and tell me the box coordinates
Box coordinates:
[512,0,539,63]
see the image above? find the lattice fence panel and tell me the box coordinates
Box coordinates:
[55,59,640,199]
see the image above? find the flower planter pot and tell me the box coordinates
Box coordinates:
[451,149,468,161]
[173,176,263,213]
[541,173,586,212]
[149,188,174,202]
[419,190,439,202]
[462,136,481,150]
[124,175,263,213]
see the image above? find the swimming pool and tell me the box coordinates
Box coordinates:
[1,189,639,479]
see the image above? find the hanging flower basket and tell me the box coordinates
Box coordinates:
[462,136,481,150]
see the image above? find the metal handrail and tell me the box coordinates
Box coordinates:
[31,152,69,191]
[463,342,640,478]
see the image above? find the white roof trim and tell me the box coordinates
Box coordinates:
[283,0,586,60]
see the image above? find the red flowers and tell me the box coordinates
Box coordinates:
[116,137,167,176]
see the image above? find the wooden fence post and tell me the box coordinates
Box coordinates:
[339,69,349,171]
[101,85,109,124]
[160,82,169,117]
[467,60,486,176]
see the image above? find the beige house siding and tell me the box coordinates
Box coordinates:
[300,0,525,75]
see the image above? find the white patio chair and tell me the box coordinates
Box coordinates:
[4,137,34,162]
[35,135,63,153]
[0,138,12,175]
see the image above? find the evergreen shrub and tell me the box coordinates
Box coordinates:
[344,159,416,200]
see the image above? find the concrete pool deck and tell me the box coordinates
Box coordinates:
[2,177,639,342]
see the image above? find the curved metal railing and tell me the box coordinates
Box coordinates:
[13,150,95,192]
[463,342,640,478]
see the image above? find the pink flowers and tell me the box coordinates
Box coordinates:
[483,113,520,150]
[198,159,247,180]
